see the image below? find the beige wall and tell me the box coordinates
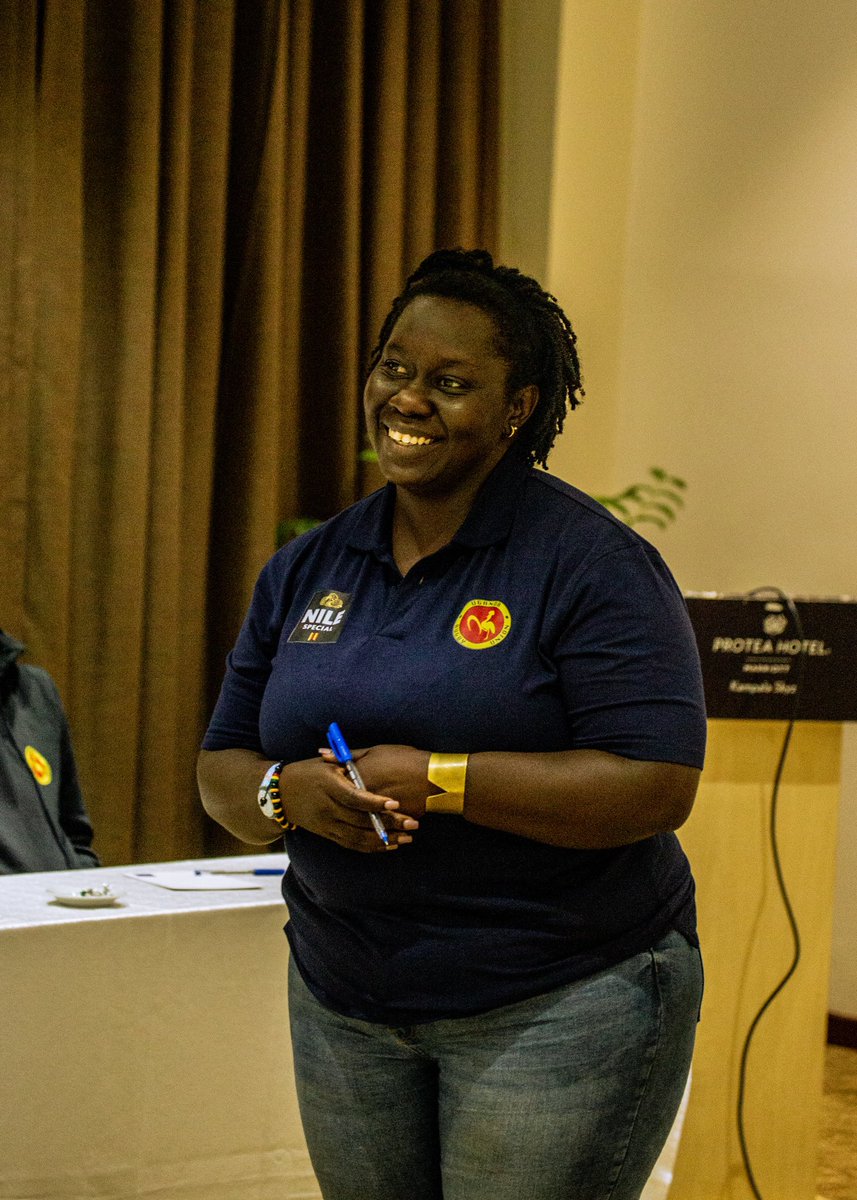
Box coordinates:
[500,0,857,1017]
[498,0,563,283]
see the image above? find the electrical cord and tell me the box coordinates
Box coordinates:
[735,587,808,1200]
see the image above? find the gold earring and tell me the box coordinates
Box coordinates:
[506,423,518,439]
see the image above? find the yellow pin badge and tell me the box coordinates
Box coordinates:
[453,599,512,649]
[25,745,53,786]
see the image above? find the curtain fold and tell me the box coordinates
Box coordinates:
[1,4,38,664]
[1,0,500,866]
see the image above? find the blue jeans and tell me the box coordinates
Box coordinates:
[288,930,702,1200]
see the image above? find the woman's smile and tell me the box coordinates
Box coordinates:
[383,425,440,448]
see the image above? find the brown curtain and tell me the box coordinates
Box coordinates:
[0,0,499,866]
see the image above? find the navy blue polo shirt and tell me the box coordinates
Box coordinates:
[204,447,707,1023]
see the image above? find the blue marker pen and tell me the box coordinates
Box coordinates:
[326,722,389,846]
[194,868,285,876]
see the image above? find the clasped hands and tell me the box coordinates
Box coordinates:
[280,744,430,852]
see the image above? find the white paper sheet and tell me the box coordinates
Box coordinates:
[124,870,263,890]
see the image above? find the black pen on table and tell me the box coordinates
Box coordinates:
[326,722,389,846]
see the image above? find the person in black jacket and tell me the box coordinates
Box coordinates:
[0,629,99,873]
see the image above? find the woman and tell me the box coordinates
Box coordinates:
[198,249,706,1200]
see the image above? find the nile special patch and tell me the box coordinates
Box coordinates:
[453,599,512,649]
[288,590,353,643]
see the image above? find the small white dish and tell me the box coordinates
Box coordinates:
[48,885,122,909]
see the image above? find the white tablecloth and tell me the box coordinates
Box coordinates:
[0,853,321,1200]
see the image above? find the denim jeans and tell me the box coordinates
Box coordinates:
[288,929,702,1200]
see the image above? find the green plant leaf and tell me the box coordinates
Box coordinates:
[276,516,322,547]
[596,466,688,530]
[629,514,669,529]
[638,500,677,519]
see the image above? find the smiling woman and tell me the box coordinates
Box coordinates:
[198,248,707,1200]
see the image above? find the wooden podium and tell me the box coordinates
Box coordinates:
[670,720,841,1200]
[669,594,853,1199]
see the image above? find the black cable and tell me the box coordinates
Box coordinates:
[735,587,807,1200]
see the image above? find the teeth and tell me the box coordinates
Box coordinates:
[386,428,436,446]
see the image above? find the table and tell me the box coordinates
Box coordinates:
[0,853,321,1200]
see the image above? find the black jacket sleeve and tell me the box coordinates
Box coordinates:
[55,702,100,868]
[0,661,100,872]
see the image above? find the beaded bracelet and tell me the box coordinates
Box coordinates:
[257,761,297,831]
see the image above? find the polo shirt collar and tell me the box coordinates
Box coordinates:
[346,445,531,556]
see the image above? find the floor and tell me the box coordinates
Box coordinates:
[816,1043,857,1200]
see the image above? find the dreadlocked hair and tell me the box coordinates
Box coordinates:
[367,248,584,467]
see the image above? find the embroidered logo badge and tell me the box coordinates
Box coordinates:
[453,599,512,649]
[25,745,53,786]
[288,590,353,643]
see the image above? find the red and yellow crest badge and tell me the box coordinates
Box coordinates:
[25,745,53,786]
[453,599,512,650]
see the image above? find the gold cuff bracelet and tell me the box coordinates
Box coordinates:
[425,752,469,815]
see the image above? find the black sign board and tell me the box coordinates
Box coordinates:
[684,594,857,722]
